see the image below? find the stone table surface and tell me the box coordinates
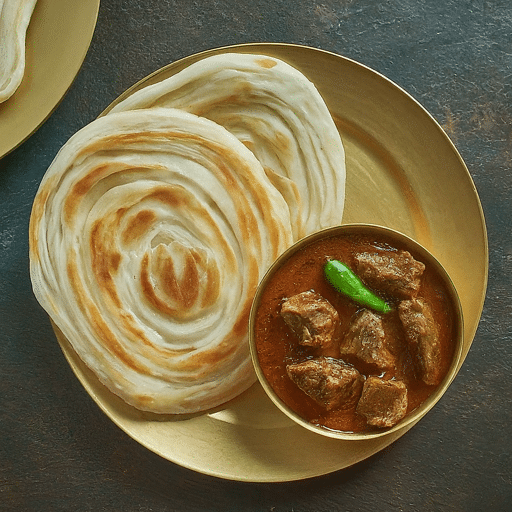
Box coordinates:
[1,0,511,510]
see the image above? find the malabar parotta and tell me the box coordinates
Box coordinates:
[29,108,293,414]
[0,0,37,103]
[110,53,346,240]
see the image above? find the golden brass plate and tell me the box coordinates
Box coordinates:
[54,43,488,482]
[0,0,100,158]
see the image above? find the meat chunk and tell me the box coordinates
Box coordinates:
[340,309,395,371]
[286,357,363,411]
[356,376,408,427]
[280,291,339,348]
[399,298,442,386]
[355,250,425,299]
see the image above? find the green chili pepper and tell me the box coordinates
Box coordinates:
[324,259,391,313]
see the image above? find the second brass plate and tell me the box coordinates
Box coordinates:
[0,0,100,158]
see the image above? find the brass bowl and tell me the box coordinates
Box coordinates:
[249,223,464,440]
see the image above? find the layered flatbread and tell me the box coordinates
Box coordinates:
[0,0,37,103]
[111,53,346,240]
[29,108,294,414]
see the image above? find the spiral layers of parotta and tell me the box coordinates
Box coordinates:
[29,108,294,414]
[0,0,37,103]
[111,53,346,240]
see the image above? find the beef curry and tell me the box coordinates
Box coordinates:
[253,231,458,433]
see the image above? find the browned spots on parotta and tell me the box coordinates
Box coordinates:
[255,58,277,69]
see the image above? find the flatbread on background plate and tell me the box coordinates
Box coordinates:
[0,0,37,103]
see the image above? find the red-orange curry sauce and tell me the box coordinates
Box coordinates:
[253,232,457,433]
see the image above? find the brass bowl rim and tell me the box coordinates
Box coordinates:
[249,223,465,440]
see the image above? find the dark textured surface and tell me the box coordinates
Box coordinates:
[1,0,511,510]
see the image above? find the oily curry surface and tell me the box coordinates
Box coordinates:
[254,233,457,433]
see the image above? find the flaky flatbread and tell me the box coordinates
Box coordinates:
[0,0,37,103]
[111,53,346,240]
[29,108,294,414]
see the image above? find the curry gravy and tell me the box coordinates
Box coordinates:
[254,232,457,433]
